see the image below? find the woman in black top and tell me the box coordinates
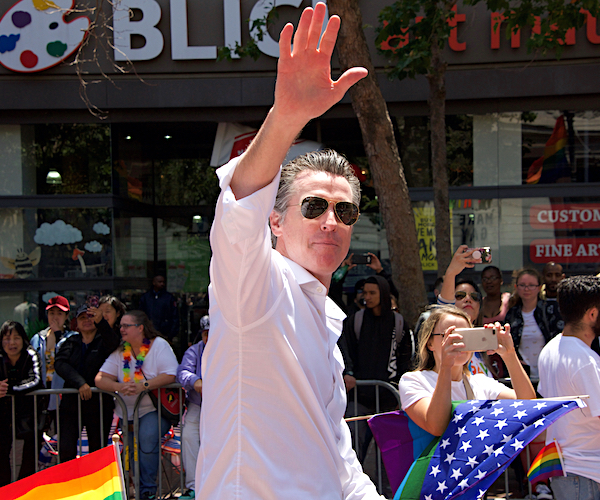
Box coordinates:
[55,304,120,462]
[0,320,44,486]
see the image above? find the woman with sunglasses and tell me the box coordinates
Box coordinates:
[437,246,494,377]
[399,306,535,436]
[504,268,563,380]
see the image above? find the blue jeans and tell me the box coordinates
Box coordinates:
[125,411,171,496]
[552,473,600,500]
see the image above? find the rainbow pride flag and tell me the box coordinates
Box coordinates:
[527,441,566,486]
[526,115,570,184]
[0,444,125,500]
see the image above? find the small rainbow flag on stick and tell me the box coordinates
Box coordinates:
[0,439,125,500]
[527,440,566,486]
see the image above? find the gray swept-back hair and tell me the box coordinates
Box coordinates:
[272,149,361,222]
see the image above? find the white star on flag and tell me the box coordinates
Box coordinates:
[453,413,463,423]
[451,468,463,480]
[475,469,487,480]
[491,407,504,417]
[483,444,495,456]
[511,401,524,408]
[495,419,508,430]
[429,465,441,477]
[534,418,545,428]
[534,402,547,410]
[472,416,485,426]
[444,453,456,464]
[501,433,513,443]
[477,429,490,441]
[458,478,470,490]
[455,426,467,437]
[437,481,448,493]
[515,410,528,420]
[440,438,451,449]
[466,456,479,469]
[510,439,525,451]
[460,440,473,452]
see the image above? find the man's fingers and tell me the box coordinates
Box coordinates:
[333,67,368,96]
[318,15,340,57]
[278,22,294,61]
[292,6,313,55]
[307,2,327,50]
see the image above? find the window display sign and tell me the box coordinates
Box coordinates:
[530,238,600,264]
[529,203,600,230]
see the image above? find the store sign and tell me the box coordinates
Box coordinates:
[1,0,600,73]
[0,0,89,73]
[530,238,600,264]
[529,203,600,230]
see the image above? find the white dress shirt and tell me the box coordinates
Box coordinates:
[196,157,382,500]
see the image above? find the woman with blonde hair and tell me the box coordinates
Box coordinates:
[399,306,535,436]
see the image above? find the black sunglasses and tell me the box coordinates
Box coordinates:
[298,196,360,226]
[455,291,482,302]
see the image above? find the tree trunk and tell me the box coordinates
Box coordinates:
[427,39,452,277]
[328,0,427,324]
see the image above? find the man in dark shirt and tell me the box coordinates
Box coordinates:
[139,275,180,340]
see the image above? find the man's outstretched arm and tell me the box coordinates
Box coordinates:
[230,2,367,200]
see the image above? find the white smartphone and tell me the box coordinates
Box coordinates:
[454,327,499,352]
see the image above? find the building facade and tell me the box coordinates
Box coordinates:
[1,0,599,340]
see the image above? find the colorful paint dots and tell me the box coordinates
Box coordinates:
[12,11,31,28]
[20,49,38,68]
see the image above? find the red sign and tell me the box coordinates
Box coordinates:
[530,238,600,264]
[529,203,600,230]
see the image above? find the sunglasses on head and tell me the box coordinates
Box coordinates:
[298,196,360,226]
[455,290,482,302]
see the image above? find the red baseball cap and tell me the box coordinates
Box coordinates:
[46,295,70,312]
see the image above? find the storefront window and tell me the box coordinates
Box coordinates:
[0,207,112,280]
[113,211,153,278]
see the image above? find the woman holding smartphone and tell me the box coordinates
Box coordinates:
[399,306,535,436]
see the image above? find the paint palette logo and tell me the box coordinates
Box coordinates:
[0,0,89,73]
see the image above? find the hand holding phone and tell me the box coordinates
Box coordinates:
[351,253,372,265]
[455,326,499,352]
[466,247,492,264]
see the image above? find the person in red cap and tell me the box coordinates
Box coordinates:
[30,295,77,429]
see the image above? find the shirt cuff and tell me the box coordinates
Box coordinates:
[217,157,281,246]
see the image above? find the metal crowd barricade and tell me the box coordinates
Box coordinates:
[348,380,401,496]
[7,388,129,483]
[131,382,185,500]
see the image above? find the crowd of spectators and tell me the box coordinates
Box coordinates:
[0,247,597,500]
[0,292,208,500]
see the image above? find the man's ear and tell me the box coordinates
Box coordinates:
[587,306,599,324]
[270,210,283,238]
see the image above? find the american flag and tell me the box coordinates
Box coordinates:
[395,398,581,500]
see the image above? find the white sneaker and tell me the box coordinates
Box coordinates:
[535,483,553,500]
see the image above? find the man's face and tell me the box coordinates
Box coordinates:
[543,265,565,293]
[362,283,381,310]
[270,171,354,287]
[153,276,166,291]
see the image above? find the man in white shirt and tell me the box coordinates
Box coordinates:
[196,3,384,499]
[537,275,600,500]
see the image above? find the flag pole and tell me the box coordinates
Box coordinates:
[554,439,567,478]
[113,433,128,499]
